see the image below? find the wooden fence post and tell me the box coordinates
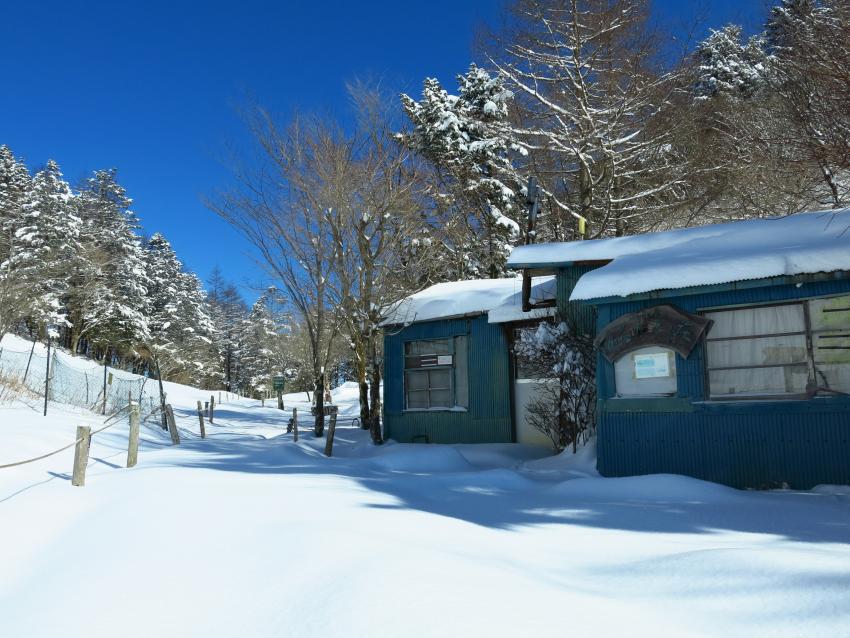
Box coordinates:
[102,363,108,415]
[127,402,140,468]
[324,408,338,457]
[165,404,180,445]
[43,338,52,417]
[196,400,206,439]
[205,401,209,418]
[72,425,91,486]
[210,395,215,424]
[293,408,299,442]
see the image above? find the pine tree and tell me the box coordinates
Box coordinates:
[71,169,149,357]
[207,267,248,391]
[401,65,525,277]
[0,145,38,337]
[144,232,219,385]
[694,25,770,101]
[239,290,280,396]
[20,160,84,334]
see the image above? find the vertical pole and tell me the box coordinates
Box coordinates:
[219,391,222,405]
[210,395,215,424]
[165,404,180,445]
[127,402,140,468]
[22,339,36,386]
[71,425,91,486]
[324,408,337,457]
[196,400,206,438]
[43,338,51,417]
[102,361,108,415]
[205,401,209,418]
[292,407,299,442]
[277,389,283,410]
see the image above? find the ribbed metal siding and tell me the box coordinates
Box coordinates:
[557,266,598,334]
[383,315,513,444]
[598,409,850,489]
[596,277,850,488]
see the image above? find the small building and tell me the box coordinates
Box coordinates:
[508,209,850,489]
[382,277,557,446]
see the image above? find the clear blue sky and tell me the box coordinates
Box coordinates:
[0,0,763,301]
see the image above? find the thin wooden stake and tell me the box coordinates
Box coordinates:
[127,402,140,468]
[324,409,337,457]
[72,425,91,487]
[165,404,180,445]
[43,338,51,417]
[210,395,215,424]
[196,400,206,439]
[293,408,298,442]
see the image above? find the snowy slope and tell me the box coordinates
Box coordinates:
[1,373,850,637]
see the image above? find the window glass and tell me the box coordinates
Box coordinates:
[706,335,807,368]
[705,304,804,339]
[705,302,811,398]
[709,366,809,397]
[406,370,428,392]
[403,337,463,410]
[614,346,677,397]
[810,295,850,393]
[428,368,451,390]
[405,339,451,356]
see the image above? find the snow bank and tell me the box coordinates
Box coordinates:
[383,276,555,326]
[3,370,850,637]
[507,209,850,300]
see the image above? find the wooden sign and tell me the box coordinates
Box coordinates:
[273,376,285,391]
[595,304,712,363]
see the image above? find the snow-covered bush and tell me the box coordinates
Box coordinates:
[514,320,596,453]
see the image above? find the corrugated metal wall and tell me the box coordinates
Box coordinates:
[383,315,513,444]
[597,276,850,489]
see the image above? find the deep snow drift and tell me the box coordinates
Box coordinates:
[1,373,849,637]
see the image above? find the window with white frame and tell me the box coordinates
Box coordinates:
[704,295,850,398]
[404,337,469,410]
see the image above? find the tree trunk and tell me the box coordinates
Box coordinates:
[314,373,325,437]
[367,336,383,445]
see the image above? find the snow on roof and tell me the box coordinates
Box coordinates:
[507,209,850,301]
[383,276,555,326]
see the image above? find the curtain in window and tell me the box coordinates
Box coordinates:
[705,304,808,397]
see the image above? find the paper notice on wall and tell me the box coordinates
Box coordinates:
[437,355,453,366]
[633,352,671,379]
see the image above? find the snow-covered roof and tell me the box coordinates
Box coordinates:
[383,277,555,326]
[507,209,850,301]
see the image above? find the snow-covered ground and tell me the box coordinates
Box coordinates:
[1,374,850,636]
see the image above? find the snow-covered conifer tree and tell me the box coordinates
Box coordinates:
[0,145,39,337]
[69,169,149,357]
[400,65,525,277]
[694,25,770,101]
[239,290,280,397]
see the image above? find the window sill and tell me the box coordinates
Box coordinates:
[403,406,469,413]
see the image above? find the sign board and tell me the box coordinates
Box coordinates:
[406,354,453,368]
[273,376,285,391]
[107,372,113,385]
[595,304,713,363]
[633,352,671,379]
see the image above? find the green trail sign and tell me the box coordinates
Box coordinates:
[273,376,285,392]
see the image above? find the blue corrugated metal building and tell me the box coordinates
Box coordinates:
[507,210,850,489]
[382,278,557,446]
